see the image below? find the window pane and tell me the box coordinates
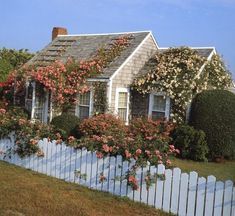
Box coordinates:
[79,106,89,120]
[118,92,127,108]
[118,108,127,122]
[152,111,165,120]
[79,92,90,106]
[34,97,44,121]
[153,95,166,111]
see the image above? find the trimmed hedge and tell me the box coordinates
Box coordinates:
[51,113,80,139]
[189,90,235,160]
[172,125,208,161]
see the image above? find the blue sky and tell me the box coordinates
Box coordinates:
[1,0,235,78]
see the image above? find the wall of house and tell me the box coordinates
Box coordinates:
[109,34,157,118]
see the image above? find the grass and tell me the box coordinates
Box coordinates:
[0,161,170,216]
[171,157,235,182]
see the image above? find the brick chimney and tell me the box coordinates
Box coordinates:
[52,27,68,40]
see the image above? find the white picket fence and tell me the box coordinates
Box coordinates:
[0,137,234,216]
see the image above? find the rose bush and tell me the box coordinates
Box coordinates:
[0,107,57,158]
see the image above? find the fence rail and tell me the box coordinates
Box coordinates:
[0,137,234,216]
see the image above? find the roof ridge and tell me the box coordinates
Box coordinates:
[57,30,151,37]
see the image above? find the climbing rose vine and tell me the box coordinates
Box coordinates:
[0,35,133,110]
[132,47,232,123]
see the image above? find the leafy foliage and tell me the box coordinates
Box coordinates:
[51,113,81,139]
[172,125,208,161]
[0,48,34,82]
[132,47,232,123]
[0,107,57,158]
[189,90,235,160]
[92,82,108,114]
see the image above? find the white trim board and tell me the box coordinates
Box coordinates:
[115,87,130,124]
[148,92,170,121]
[149,32,160,49]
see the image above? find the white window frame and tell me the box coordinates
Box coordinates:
[76,90,93,119]
[148,92,170,120]
[115,87,130,124]
[25,81,49,123]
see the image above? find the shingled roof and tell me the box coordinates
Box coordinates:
[138,47,215,77]
[27,31,150,79]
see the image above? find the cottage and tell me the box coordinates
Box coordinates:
[23,27,216,123]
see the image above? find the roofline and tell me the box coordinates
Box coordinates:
[149,32,160,49]
[159,46,216,50]
[57,30,151,37]
[109,32,152,81]
[196,48,216,79]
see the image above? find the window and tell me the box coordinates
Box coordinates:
[25,81,49,123]
[149,93,170,120]
[115,88,129,123]
[77,91,91,120]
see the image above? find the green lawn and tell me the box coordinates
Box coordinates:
[171,157,235,182]
[0,161,170,216]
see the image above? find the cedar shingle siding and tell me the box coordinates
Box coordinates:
[110,34,157,117]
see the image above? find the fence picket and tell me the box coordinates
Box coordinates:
[0,139,4,161]
[141,165,150,204]
[42,139,48,174]
[37,140,44,173]
[74,149,82,184]
[30,153,37,172]
[46,140,52,176]
[66,146,72,182]
[59,144,66,180]
[133,165,142,202]
[187,171,198,216]
[178,173,189,216]
[85,151,92,187]
[108,156,117,194]
[96,157,104,191]
[69,149,76,183]
[49,141,56,177]
[120,160,129,197]
[102,156,110,192]
[231,187,235,216]
[223,180,233,216]
[171,167,181,214]
[214,181,224,216]
[80,148,87,185]
[163,169,172,212]
[155,164,165,209]
[205,175,216,216]
[113,155,123,196]
[90,151,98,189]
[148,165,157,206]
[195,177,206,216]
[55,144,62,179]
[127,159,136,200]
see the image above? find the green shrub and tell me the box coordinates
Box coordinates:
[172,125,208,161]
[51,113,80,139]
[189,90,235,160]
